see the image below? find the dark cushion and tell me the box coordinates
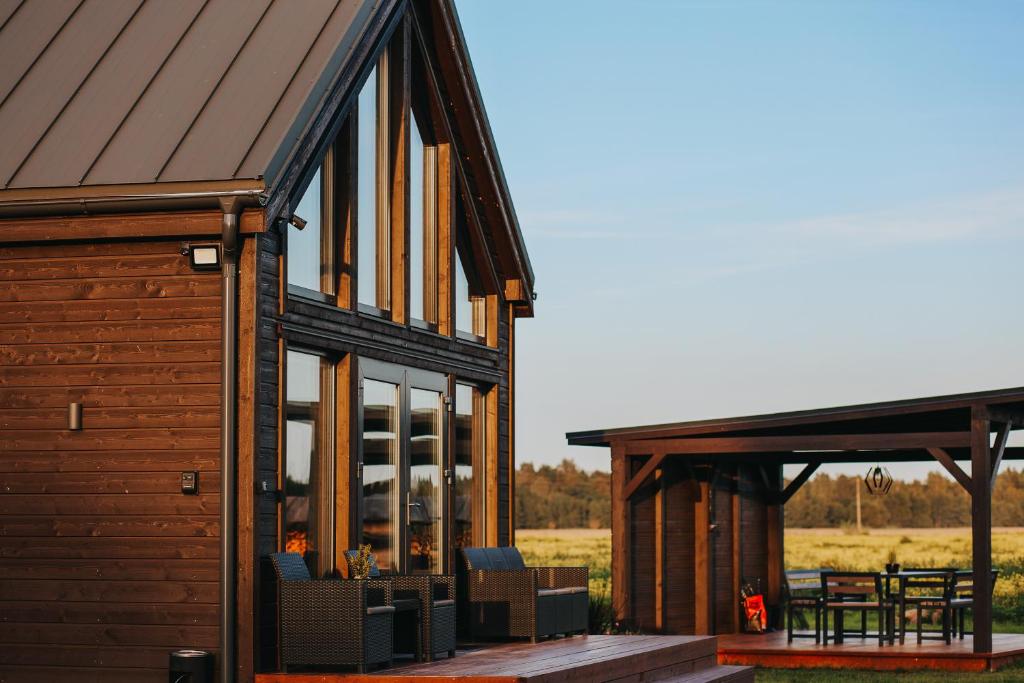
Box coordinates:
[392,598,420,612]
[271,552,312,582]
[367,605,396,615]
[484,547,510,570]
[501,546,526,570]
[344,549,381,577]
[460,547,492,571]
[432,598,455,608]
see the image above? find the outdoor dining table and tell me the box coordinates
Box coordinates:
[880,570,951,645]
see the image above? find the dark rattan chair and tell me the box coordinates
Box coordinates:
[344,550,456,662]
[457,546,588,642]
[270,552,395,673]
[895,568,957,644]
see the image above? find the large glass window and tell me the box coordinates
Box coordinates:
[362,378,399,571]
[357,64,381,310]
[287,169,327,294]
[285,351,330,566]
[455,247,486,339]
[454,383,485,549]
[410,110,438,326]
[409,388,443,573]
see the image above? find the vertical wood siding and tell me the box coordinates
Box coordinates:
[0,238,222,682]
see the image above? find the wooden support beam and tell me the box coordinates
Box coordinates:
[621,452,666,501]
[986,407,1024,427]
[610,445,631,629]
[765,464,784,624]
[971,407,993,654]
[624,431,971,455]
[654,469,665,632]
[991,422,1011,491]
[694,479,712,635]
[780,461,821,504]
[731,483,742,633]
[927,447,973,494]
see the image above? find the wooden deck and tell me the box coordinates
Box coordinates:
[717,631,1024,672]
[255,635,753,682]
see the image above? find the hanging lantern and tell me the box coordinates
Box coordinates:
[864,464,894,495]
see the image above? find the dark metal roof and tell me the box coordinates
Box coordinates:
[566,386,1024,448]
[0,0,376,191]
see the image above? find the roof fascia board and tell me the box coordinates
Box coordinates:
[567,387,1024,447]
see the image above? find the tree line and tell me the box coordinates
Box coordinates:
[515,460,1024,529]
[785,469,1024,528]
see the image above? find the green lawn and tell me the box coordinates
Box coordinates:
[755,662,1024,682]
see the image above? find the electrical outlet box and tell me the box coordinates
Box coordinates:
[181,471,199,495]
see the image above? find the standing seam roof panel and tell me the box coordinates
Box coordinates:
[0,0,25,33]
[10,0,206,189]
[0,0,80,106]
[238,0,378,184]
[0,0,143,188]
[158,0,339,182]
[82,0,272,186]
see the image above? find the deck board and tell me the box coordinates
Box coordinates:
[255,635,723,682]
[717,631,1024,672]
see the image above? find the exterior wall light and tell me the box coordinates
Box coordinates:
[189,244,222,271]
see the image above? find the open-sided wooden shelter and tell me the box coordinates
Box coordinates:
[0,1,533,681]
[567,387,1024,654]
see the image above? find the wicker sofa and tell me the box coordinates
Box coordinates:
[457,546,588,642]
[270,552,395,672]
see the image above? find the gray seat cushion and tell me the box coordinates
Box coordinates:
[367,605,396,615]
[538,588,575,597]
[432,598,455,608]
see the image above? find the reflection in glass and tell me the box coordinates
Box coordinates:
[285,351,323,560]
[410,111,425,322]
[357,66,379,308]
[287,170,322,292]
[362,379,398,571]
[454,384,484,549]
[409,389,443,573]
[455,249,486,338]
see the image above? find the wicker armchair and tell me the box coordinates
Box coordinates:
[270,552,395,673]
[457,546,588,642]
[344,550,457,662]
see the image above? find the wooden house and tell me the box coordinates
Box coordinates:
[0,1,533,681]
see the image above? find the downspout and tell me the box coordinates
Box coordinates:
[219,197,241,683]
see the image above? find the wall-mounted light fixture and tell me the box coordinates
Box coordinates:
[188,243,222,271]
[68,402,82,431]
[289,214,307,231]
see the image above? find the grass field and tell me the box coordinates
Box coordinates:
[516,527,1024,681]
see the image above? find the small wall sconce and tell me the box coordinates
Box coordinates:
[68,402,82,431]
[188,244,222,271]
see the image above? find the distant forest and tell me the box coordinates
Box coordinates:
[515,460,1024,529]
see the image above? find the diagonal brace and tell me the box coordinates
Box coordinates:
[622,452,667,500]
[927,447,972,494]
[781,461,821,504]
[991,422,1011,491]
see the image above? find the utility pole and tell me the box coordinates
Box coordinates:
[855,480,862,533]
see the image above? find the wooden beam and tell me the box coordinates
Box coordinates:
[731,483,742,633]
[927,447,973,494]
[621,452,667,501]
[625,432,971,455]
[971,407,993,654]
[780,461,820,504]
[985,407,1024,427]
[991,422,1011,491]
[694,479,711,635]
[653,469,665,632]
[610,444,631,628]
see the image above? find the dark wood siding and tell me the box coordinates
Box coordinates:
[628,456,655,631]
[663,463,695,634]
[0,238,221,682]
[712,480,735,634]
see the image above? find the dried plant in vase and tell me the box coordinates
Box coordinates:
[350,544,373,580]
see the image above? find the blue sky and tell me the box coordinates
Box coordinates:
[455,0,1024,480]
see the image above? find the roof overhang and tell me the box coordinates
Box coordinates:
[0,179,267,218]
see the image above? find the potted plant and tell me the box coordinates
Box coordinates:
[349,544,373,579]
[885,550,900,574]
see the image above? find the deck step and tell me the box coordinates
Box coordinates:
[658,664,755,683]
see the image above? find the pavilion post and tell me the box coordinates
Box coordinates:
[971,406,993,653]
[610,444,632,629]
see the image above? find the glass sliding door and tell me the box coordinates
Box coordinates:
[361,379,399,572]
[358,360,448,574]
[408,388,443,573]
